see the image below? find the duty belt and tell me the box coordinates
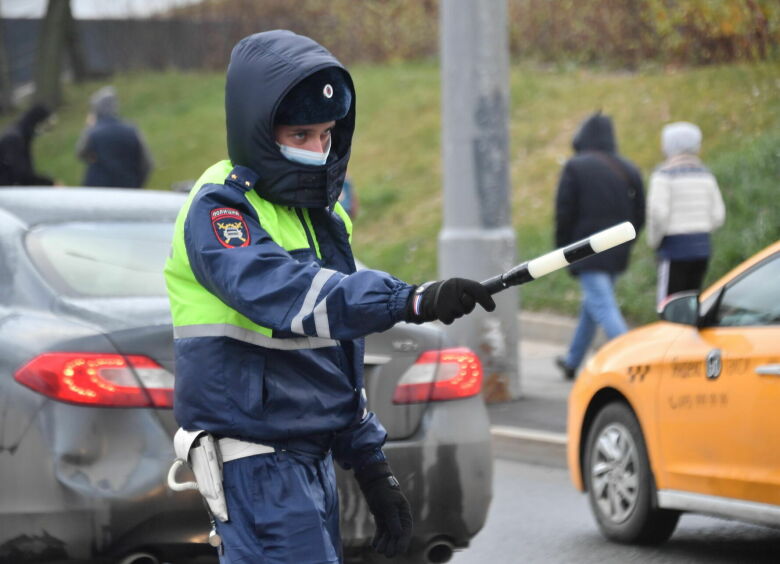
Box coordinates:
[218,437,275,462]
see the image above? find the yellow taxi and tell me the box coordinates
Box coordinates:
[568,240,780,544]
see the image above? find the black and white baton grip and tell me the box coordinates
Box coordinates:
[481,222,637,295]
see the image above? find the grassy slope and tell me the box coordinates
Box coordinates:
[351,61,780,324]
[32,72,227,188]
[22,61,780,324]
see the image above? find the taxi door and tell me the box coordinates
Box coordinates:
[657,252,780,504]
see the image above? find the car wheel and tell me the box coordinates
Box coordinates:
[584,402,680,545]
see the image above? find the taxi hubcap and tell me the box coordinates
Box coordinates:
[591,423,640,523]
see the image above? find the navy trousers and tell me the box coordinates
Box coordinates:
[215,450,342,563]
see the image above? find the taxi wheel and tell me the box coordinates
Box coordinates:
[584,402,680,545]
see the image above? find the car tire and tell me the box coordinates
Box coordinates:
[584,401,680,545]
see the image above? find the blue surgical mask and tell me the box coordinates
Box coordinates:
[278,139,331,166]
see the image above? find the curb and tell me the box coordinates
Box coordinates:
[490,425,568,469]
[517,311,575,345]
[518,310,607,348]
[484,311,583,470]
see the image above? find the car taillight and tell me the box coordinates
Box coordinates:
[14,353,174,408]
[393,347,483,404]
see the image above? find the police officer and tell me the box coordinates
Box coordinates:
[164,30,495,563]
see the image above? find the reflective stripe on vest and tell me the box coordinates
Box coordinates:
[164,160,352,345]
[173,324,336,349]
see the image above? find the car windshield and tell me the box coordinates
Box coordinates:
[26,222,174,298]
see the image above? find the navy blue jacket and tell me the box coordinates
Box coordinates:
[79,116,151,188]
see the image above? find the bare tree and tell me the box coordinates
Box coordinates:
[65,1,88,82]
[34,0,88,108]
[0,14,12,113]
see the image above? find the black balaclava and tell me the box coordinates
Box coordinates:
[225,30,355,209]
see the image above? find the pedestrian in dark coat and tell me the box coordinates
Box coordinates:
[76,86,154,188]
[0,104,55,186]
[554,111,645,379]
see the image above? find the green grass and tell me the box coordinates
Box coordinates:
[12,61,780,324]
[30,72,227,188]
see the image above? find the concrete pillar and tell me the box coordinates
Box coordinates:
[439,0,520,400]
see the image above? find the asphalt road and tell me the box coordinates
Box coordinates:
[449,459,780,564]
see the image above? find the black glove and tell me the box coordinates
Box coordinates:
[355,461,413,558]
[405,278,496,325]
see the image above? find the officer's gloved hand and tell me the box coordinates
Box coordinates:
[355,461,413,558]
[405,278,496,325]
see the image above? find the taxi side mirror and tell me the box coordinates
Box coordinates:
[658,292,699,326]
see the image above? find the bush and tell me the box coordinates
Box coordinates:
[179,0,779,67]
[508,0,780,67]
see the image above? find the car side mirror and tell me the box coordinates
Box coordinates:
[659,292,699,326]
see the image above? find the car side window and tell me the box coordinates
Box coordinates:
[713,254,780,327]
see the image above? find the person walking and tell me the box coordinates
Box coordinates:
[76,86,154,188]
[163,30,495,563]
[0,103,56,186]
[554,111,645,380]
[646,121,725,307]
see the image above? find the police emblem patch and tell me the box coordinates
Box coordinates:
[211,208,250,248]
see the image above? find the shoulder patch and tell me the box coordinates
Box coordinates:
[211,208,250,248]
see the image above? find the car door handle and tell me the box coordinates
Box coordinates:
[756,364,780,376]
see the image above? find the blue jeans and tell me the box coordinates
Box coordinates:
[565,271,628,371]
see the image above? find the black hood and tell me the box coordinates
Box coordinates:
[225,30,355,208]
[572,112,616,153]
[17,103,51,141]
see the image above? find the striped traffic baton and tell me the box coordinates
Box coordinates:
[481,222,637,294]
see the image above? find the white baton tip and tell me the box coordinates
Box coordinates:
[590,222,636,253]
[527,249,568,279]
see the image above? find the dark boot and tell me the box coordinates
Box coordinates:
[555,356,576,380]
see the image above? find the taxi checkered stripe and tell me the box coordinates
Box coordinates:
[627,364,651,382]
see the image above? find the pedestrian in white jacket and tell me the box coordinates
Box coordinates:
[646,121,725,307]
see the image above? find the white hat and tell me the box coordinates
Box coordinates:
[661,122,702,157]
